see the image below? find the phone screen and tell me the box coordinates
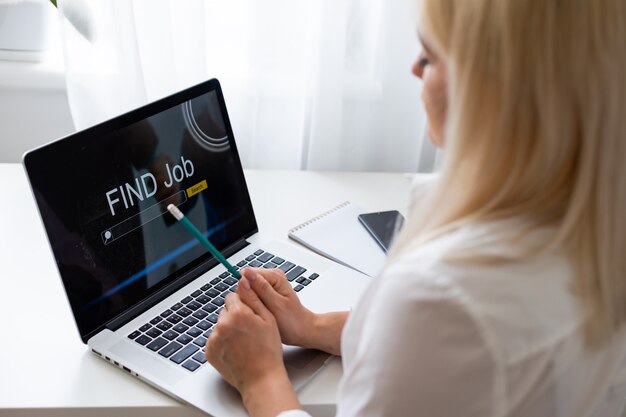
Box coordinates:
[358,210,404,253]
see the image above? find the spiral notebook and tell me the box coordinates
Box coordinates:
[288,201,386,277]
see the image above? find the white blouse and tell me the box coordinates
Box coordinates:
[278,219,626,417]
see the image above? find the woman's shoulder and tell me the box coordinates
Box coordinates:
[380,221,581,365]
[385,219,570,283]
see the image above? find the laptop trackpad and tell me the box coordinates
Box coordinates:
[283,347,324,370]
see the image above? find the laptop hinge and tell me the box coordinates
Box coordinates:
[105,237,251,332]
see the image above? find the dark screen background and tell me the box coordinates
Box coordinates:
[25,85,257,338]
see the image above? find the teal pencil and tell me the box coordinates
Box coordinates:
[167,204,241,279]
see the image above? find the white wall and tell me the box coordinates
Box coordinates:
[0,1,427,170]
[0,86,74,162]
[0,20,75,163]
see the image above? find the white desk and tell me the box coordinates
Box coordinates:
[0,163,415,417]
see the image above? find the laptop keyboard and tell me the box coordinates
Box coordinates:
[126,248,319,372]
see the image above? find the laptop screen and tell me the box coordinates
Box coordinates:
[24,80,257,341]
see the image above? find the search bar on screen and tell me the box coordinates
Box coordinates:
[101,190,187,245]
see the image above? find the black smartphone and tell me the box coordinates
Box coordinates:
[357,210,405,253]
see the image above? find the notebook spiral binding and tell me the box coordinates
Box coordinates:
[288,201,351,232]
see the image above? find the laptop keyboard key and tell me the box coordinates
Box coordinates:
[286,266,306,281]
[294,285,304,292]
[187,327,202,338]
[171,302,183,311]
[139,323,151,332]
[278,261,295,273]
[163,330,178,340]
[203,328,213,338]
[192,351,207,364]
[146,337,168,352]
[170,345,198,364]
[166,314,183,324]
[176,334,193,345]
[264,262,278,269]
[150,316,163,325]
[197,320,211,330]
[156,321,173,331]
[160,309,173,318]
[173,323,189,333]
[215,282,229,291]
[190,290,202,298]
[257,252,274,263]
[193,310,209,320]
[207,314,219,324]
[177,307,192,317]
[219,272,230,278]
[296,276,306,284]
[245,255,255,261]
[193,336,207,347]
[302,279,312,286]
[254,249,264,256]
[182,359,201,372]
[248,260,262,267]
[212,297,225,307]
[145,328,162,338]
[186,301,202,311]
[205,288,219,298]
[309,273,319,280]
[200,283,212,291]
[202,303,217,313]
[135,335,151,345]
[271,257,285,265]
[237,260,247,267]
[210,278,220,285]
[224,277,237,285]
[196,294,211,304]
[158,341,183,358]
[183,316,199,326]
[182,296,193,303]
[128,330,141,340]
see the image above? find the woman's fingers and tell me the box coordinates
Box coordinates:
[239,267,316,348]
[241,270,285,312]
[236,277,274,321]
[204,289,285,395]
[243,267,293,297]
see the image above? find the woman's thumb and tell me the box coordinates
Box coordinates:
[238,277,271,319]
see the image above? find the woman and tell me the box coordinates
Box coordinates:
[205,0,626,416]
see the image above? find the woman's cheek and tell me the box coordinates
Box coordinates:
[423,71,448,148]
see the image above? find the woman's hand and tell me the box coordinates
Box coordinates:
[240,268,349,356]
[239,268,315,347]
[205,277,301,417]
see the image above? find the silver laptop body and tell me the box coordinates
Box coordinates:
[24,79,371,416]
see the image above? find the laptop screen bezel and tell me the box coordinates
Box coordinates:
[23,78,259,343]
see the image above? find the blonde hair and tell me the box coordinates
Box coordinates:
[394,0,626,344]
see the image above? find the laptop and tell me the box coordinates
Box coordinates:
[23,79,371,416]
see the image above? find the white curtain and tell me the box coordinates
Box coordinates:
[58,0,434,172]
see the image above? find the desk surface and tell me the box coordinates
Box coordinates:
[0,163,416,417]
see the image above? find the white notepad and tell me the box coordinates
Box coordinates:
[288,201,387,277]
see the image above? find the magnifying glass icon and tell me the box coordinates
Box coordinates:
[102,230,113,245]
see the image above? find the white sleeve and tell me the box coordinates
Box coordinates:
[276,410,312,417]
[336,280,500,417]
